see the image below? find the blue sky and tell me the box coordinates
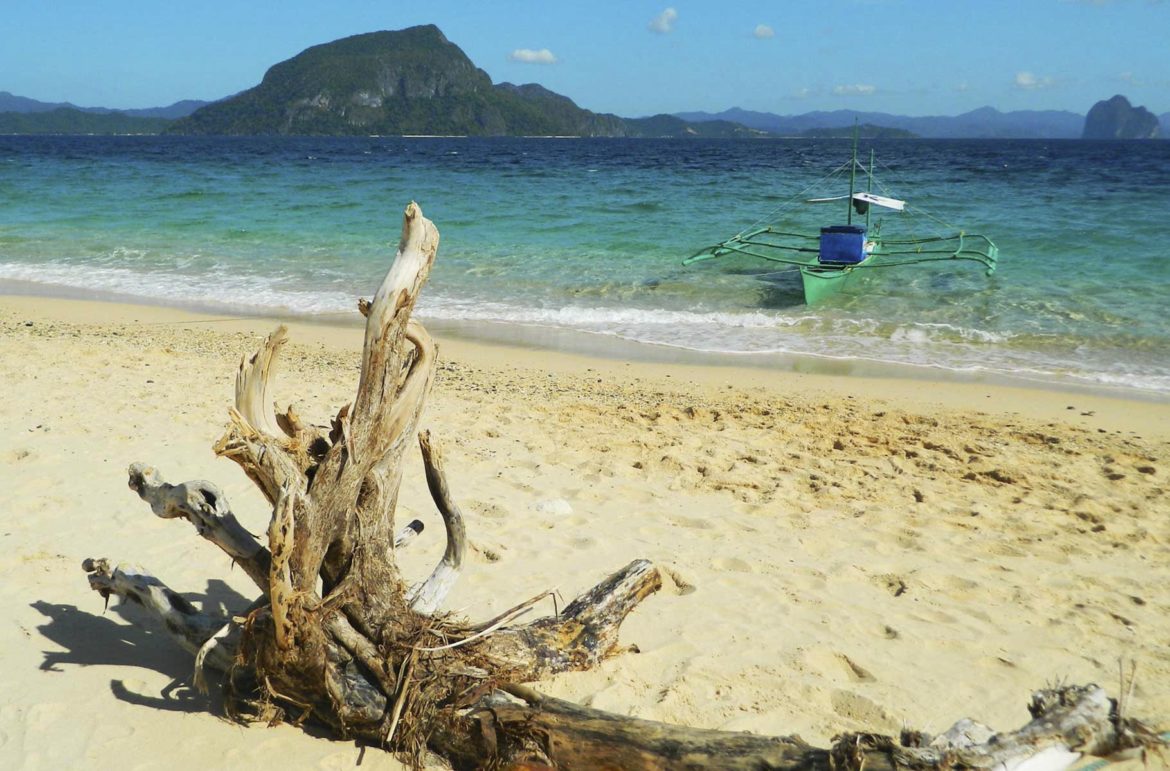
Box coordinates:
[3,0,1167,116]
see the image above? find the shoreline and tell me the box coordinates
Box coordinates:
[422,315,1170,406]
[3,292,1168,768]
[4,287,1169,429]
[5,273,1170,405]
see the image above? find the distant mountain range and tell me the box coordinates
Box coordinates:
[0,90,208,119]
[673,106,1091,139]
[0,90,207,134]
[1,26,1166,139]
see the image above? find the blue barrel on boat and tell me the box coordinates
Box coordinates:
[818,225,867,264]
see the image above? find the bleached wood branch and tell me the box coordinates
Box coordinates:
[425,560,662,684]
[194,620,243,694]
[513,558,662,677]
[213,408,306,505]
[127,463,270,590]
[274,204,439,599]
[354,201,438,432]
[459,682,1151,771]
[234,325,288,439]
[82,557,234,670]
[380,320,436,456]
[407,430,466,616]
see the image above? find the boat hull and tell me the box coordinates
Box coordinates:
[799,265,855,304]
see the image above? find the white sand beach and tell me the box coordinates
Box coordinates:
[1,295,1167,769]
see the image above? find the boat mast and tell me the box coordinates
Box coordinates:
[847,124,858,225]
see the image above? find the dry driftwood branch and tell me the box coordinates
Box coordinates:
[82,558,233,671]
[448,682,1157,770]
[235,324,289,439]
[407,430,466,616]
[80,202,1164,770]
[127,463,270,590]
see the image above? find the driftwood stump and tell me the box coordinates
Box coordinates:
[83,203,1163,770]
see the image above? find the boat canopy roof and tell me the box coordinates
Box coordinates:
[806,192,905,211]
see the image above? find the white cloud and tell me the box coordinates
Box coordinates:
[1014,71,1054,90]
[832,84,877,96]
[508,48,558,64]
[1115,71,1163,87]
[754,24,775,39]
[649,8,678,34]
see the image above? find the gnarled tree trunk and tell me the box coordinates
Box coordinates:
[83,203,1163,770]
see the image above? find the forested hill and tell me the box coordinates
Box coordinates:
[0,108,171,135]
[168,26,758,138]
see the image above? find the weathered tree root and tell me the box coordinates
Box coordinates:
[453,681,1162,770]
[80,202,1164,770]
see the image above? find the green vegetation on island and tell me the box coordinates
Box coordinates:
[0,107,171,135]
[170,27,650,137]
[623,114,767,138]
[167,26,762,138]
[797,124,916,139]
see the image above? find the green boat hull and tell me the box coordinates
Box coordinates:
[799,241,877,304]
[799,264,856,304]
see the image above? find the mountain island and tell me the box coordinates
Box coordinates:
[1082,95,1161,140]
[169,25,759,138]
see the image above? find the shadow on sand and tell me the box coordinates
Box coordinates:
[31,577,253,715]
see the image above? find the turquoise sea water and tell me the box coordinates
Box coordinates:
[1,135,1168,395]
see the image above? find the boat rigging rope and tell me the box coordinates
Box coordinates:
[739,153,961,245]
[737,159,854,234]
[870,157,965,233]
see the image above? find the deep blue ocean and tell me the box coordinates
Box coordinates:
[1,135,1168,395]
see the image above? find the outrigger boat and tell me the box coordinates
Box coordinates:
[685,133,998,305]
